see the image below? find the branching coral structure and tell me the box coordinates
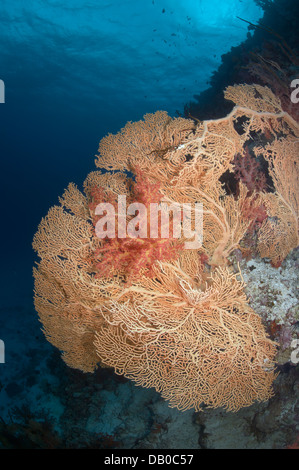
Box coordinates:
[33,84,298,412]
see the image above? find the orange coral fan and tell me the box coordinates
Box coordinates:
[94,261,277,412]
[33,83,299,412]
[255,138,299,266]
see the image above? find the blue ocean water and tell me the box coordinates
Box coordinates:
[0,0,298,450]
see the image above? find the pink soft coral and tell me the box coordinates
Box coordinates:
[90,169,182,282]
[233,145,267,194]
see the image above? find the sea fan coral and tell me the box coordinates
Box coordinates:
[33,84,298,412]
[94,260,277,412]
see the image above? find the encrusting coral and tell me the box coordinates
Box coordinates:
[33,84,298,412]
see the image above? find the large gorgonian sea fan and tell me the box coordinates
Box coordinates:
[33,84,298,412]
